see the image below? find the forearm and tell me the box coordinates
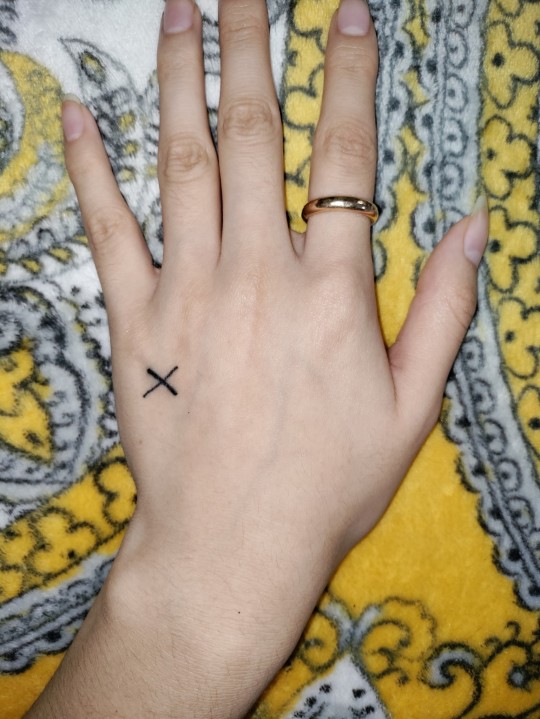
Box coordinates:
[24,531,331,719]
[25,575,261,718]
[24,583,241,717]
[40,0,488,711]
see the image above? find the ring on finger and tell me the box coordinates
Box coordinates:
[302,196,379,224]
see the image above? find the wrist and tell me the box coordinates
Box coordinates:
[106,513,339,717]
[26,557,277,719]
[103,557,280,718]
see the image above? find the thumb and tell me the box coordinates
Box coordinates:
[388,196,489,433]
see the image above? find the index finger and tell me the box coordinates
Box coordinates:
[62,98,157,323]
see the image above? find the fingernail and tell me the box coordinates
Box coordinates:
[163,0,194,34]
[338,0,371,36]
[463,195,489,268]
[62,94,84,142]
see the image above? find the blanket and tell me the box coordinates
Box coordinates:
[0,0,539,716]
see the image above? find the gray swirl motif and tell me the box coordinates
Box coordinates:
[368,0,411,281]
[0,4,291,678]
[283,659,390,719]
[0,52,92,283]
[0,555,113,673]
[285,595,540,719]
[0,282,111,528]
[59,3,290,268]
[408,0,540,609]
[0,0,17,48]
[1,0,538,694]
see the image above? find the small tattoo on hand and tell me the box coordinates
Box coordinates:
[143,366,179,398]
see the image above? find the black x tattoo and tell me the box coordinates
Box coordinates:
[143,366,179,398]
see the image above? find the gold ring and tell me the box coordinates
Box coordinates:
[301,196,379,224]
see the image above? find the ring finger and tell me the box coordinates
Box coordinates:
[303,0,379,275]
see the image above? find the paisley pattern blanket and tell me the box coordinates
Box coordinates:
[0,0,539,716]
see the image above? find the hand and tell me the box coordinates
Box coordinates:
[29,0,488,717]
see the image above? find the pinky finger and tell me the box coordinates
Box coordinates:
[62,96,157,324]
[388,197,489,436]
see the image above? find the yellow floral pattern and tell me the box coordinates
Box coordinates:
[257,0,540,715]
[0,447,134,602]
[0,341,52,462]
[486,21,539,108]
[482,0,540,489]
[0,0,539,717]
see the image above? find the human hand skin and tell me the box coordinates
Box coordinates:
[26,0,488,717]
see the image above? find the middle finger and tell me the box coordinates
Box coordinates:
[157,0,221,274]
[217,0,290,258]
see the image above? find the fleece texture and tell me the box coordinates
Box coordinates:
[0,0,539,716]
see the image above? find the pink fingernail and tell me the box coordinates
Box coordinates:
[338,0,371,36]
[62,95,84,142]
[463,195,489,268]
[163,0,194,34]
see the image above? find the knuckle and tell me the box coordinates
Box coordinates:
[219,97,280,144]
[157,46,192,86]
[327,41,378,79]
[219,11,264,49]
[443,285,477,334]
[318,119,377,168]
[160,134,212,185]
[85,207,127,255]
[230,260,271,313]
[398,397,442,454]
[224,261,274,359]
[69,154,100,186]
[424,399,444,435]
[309,267,362,351]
